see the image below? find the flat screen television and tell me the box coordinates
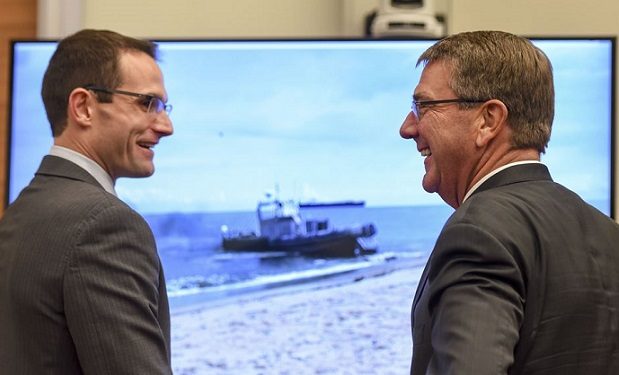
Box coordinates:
[5,37,616,373]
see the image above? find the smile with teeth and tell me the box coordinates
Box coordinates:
[420,148,432,157]
[138,143,155,150]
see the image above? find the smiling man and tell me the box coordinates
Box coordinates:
[401,31,619,375]
[0,30,173,374]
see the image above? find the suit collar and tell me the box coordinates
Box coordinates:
[49,146,116,195]
[36,155,105,190]
[463,161,541,202]
[470,163,553,198]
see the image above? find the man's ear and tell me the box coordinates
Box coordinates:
[67,88,94,127]
[475,99,509,147]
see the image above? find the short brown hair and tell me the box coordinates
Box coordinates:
[41,29,157,136]
[418,31,554,153]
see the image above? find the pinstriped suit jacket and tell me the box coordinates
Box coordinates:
[410,163,619,375]
[0,155,171,374]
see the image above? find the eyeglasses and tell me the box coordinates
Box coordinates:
[84,85,172,115]
[411,98,488,120]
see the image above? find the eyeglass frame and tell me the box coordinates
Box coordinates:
[83,85,172,115]
[411,98,489,120]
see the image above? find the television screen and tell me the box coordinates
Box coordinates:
[6,37,615,373]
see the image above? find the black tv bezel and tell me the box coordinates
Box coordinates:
[3,36,617,219]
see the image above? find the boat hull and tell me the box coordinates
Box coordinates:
[222,235,269,251]
[222,230,376,258]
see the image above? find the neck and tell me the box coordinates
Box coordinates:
[450,147,540,208]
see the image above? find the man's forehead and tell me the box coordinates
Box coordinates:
[117,51,167,98]
[118,51,162,80]
[414,61,453,98]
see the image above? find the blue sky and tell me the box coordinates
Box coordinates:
[8,39,613,214]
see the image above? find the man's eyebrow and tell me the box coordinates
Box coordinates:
[413,92,430,101]
[142,93,168,104]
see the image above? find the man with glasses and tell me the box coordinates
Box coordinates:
[401,30,619,374]
[0,29,173,374]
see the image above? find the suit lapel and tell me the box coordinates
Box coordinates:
[412,258,431,312]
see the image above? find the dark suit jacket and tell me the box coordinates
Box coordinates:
[411,163,619,375]
[0,156,171,374]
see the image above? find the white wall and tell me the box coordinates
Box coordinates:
[82,0,345,38]
[450,0,619,36]
[37,0,619,216]
[39,0,452,38]
[39,0,619,39]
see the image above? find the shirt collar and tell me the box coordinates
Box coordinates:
[49,145,117,196]
[462,160,541,203]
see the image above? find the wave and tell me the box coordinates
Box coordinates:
[166,251,424,299]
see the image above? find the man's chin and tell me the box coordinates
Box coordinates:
[421,176,438,194]
[137,169,155,178]
[119,167,155,179]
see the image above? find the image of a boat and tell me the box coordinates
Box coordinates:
[221,196,377,258]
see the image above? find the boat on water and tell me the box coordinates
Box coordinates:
[221,197,377,258]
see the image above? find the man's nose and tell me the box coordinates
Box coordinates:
[155,113,174,137]
[399,111,418,140]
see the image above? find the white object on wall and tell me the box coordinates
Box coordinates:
[371,0,445,38]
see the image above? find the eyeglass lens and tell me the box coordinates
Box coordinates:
[147,97,172,114]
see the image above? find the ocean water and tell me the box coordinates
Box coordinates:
[144,204,454,307]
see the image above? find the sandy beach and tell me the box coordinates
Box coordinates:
[170,263,424,374]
